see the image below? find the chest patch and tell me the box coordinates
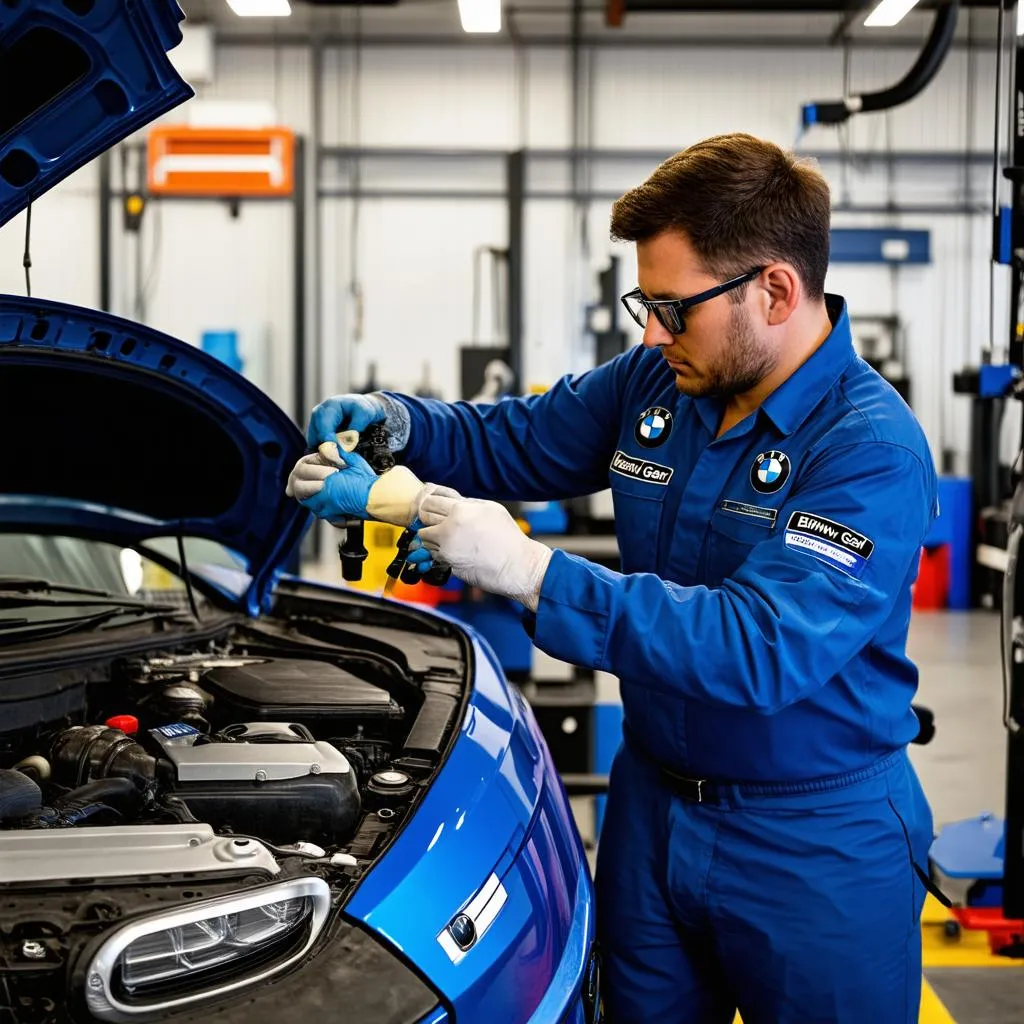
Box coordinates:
[750,450,791,494]
[634,406,673,448]
[784,511,874,578]
[610,450,673,486]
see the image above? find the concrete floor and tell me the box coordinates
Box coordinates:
[907,611,1008,831]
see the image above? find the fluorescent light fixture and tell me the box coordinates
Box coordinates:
[458,0,501,33]
[226,0,292,16]
[1018,0,1024,36]
[863,0,922,28]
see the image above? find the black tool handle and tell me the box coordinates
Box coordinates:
[424,565,452,587]
[339,520,368,581]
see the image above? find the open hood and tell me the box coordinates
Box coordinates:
[0,0,193,227]
[0,297,310,616]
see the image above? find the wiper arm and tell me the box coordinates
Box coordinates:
[0,594,181,613]
[0,577,179,613]
[0,576,121,597]
[0,607,193,644]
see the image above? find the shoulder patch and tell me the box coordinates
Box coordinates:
[784,511,874,578]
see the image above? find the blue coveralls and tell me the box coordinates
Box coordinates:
[391,295,939,1023]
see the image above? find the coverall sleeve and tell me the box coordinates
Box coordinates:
[387,348,643,501]
[532,441,936,714]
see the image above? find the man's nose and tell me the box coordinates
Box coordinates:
[643,316,673,349]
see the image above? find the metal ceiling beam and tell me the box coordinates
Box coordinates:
[616,0,1001,8]
[217,31,1002,48]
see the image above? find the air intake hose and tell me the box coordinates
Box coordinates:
[25,778,139,828]
[802,1,959,128]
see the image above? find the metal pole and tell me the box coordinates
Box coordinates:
[293,136,307,428]
[1003,9,1024,926]
[506,149,525,393]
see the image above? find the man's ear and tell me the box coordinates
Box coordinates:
[759,264,801,326]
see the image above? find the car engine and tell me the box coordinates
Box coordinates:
[0,608,464,865]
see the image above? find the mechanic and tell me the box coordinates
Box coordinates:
[289,132,939,1024]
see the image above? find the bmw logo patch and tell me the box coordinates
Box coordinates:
[634,406,673,449]
[750,450,791,494]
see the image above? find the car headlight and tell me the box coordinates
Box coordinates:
[85,878,331,1021]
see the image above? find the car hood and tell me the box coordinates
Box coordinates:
[0,0,193,227]
[0,297,309,616]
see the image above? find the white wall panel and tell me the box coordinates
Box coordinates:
[0,165,98,307]
[134,200,295,417]
[350,48,520,148]
[322,196,507,401]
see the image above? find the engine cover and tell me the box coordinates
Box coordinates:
[199,658,403,721]
[150,722,351,783]
[152,723,361,846]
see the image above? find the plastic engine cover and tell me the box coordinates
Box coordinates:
[153,724,361,846]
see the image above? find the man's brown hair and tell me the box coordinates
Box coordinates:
[610,133,831,301]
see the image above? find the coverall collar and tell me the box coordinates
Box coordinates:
[692,294,855,439]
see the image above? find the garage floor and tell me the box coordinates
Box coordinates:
[570,611,1024,1024]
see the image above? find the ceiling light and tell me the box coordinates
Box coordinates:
[1018,0,1024,36]
[863,0,922,28]
[458,0,501,33]
[226,0,292,16]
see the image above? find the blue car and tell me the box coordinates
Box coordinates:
[0,4,598,1022]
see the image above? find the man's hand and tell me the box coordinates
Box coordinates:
[286,450,377,524]
[306,393,411,454]
[286,450,459,528]
[306,394,386,452]
[409,494,552,611]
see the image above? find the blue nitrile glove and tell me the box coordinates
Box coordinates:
[306,394,386,452]
[288,449,377,522]
[405,528,433,573]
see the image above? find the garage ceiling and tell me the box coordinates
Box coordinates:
[178,0,1010,46]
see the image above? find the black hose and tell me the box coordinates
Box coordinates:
[25,777,138,828]
[803,2,959,127]
[52,777,137,812]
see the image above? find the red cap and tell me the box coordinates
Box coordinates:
[106,714,139,735]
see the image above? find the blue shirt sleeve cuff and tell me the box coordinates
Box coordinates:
[533,549,610,669]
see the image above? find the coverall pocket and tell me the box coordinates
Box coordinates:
[705,509,774,586]
[885,795,934,931]
[609,485,665,573]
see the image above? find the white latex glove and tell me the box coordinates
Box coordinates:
[414,494,552,612]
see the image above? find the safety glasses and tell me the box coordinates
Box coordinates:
[621,267,764,335]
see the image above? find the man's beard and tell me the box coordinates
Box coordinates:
[675,304,777,399]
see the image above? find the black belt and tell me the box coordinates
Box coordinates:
[623,725,730,805]
[656,765,723,805]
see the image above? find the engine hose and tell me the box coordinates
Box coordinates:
[802,1,958,127]
[26,777,138,828]
[0,768,43,822]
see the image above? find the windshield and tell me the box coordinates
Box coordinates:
[0,534,247,615]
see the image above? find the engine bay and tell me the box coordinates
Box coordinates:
[0,595,469,875]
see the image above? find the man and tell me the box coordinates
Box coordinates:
[289,133,938,1023]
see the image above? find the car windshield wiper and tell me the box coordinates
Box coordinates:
[0,576,180,613]
[0,606,194,645]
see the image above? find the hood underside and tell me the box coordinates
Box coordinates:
[0,0,193,227]
[0,297,309,614]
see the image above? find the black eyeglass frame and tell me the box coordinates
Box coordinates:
[621,267,765,335]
